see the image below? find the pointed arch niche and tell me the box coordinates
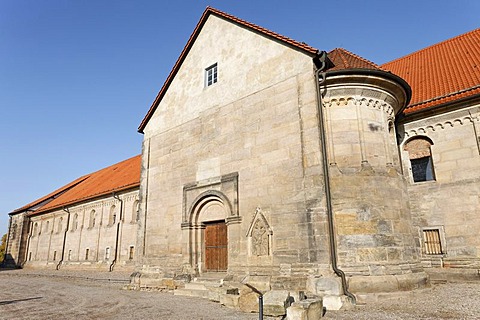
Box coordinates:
[246,208,273,257]
[180,173,241,275]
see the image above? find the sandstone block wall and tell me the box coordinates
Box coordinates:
[138,15,332,284]
[399,105,480,269]
[23,189,139,270]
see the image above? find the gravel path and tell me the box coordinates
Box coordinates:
[0,269,479,319]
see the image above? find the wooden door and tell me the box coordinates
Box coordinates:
[205,221,228,271]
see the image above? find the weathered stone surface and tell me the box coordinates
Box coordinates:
[306,276,342,296]
[286,299,323,320]
[238,290,259,313]
[262,290,291,316]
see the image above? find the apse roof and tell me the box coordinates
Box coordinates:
[327,48,384,72]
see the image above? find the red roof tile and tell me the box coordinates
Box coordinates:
[327,48,384,72]
[11,155,141,216]
[138,7,320,133]
[10,176,89,215]
[382,28,480,114]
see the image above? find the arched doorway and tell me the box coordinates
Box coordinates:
[184,191,231,274]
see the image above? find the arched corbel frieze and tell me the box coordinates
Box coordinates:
[404,115,475,138]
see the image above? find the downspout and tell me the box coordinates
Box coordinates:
[56,207,70,270]
[110,192,123,272]
[314,52,356,304]
[2,216,12,266]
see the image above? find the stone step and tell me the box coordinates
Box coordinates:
[184,282,209,290]
[174,288,211,299]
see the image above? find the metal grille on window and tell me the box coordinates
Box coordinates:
[423,229,443,255]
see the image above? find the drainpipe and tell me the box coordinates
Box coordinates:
[110,192,123,272]
[56,207,70,270]
[314,52,356,304]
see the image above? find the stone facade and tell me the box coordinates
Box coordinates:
[399,103,480,272]
[6,190,139,271]
[135,9,428,305]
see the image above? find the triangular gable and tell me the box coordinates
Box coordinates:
[138,7,320,133]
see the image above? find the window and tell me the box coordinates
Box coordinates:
[33,223,38,236]
[109,206,116,226]
[53,251,57,261]
[129,246,135,260]
[89,210,96,228]
[29,252,32,261]
[71,213,79,231]
[422,228,445,255]
[45,221,50,233]
[68,250,72,261]
[205,63,217,87]
[132,200,140,223]
[58,217,63,233]
[105,247,110,260]
[85,249,89,260]
[404,137,435,182]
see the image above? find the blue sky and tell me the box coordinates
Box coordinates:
[0,0,478,237]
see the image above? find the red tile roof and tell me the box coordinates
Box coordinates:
[382,28,480,114]
[327,48,384,72]
[11,155,141,216]
[138,6,320,133]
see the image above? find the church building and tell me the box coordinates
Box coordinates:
[5,7,480,313]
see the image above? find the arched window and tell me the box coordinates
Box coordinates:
[132,200,139,223]
[72,213,79,231]
[109,205,116,226]
[89,210,96,228]
[33,222,38,236]
[58,217,63,233]
[45,221,50,233]
[404,137,435,182]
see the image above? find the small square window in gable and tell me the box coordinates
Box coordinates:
[205,63,218,87]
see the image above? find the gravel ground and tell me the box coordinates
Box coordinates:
[0,269,479,319]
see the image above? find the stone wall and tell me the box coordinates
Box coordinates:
[138,14,332,287]
[399,104,480,270]
[23,189,139,270]
[4,212,29,267]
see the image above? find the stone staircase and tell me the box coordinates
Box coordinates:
[174,272,241,307]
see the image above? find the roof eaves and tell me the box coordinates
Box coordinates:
[8,176,90,215]
[138,6,320,133]
[407,84,480,109]
[30,182,141,216]
[404,89,480,115]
